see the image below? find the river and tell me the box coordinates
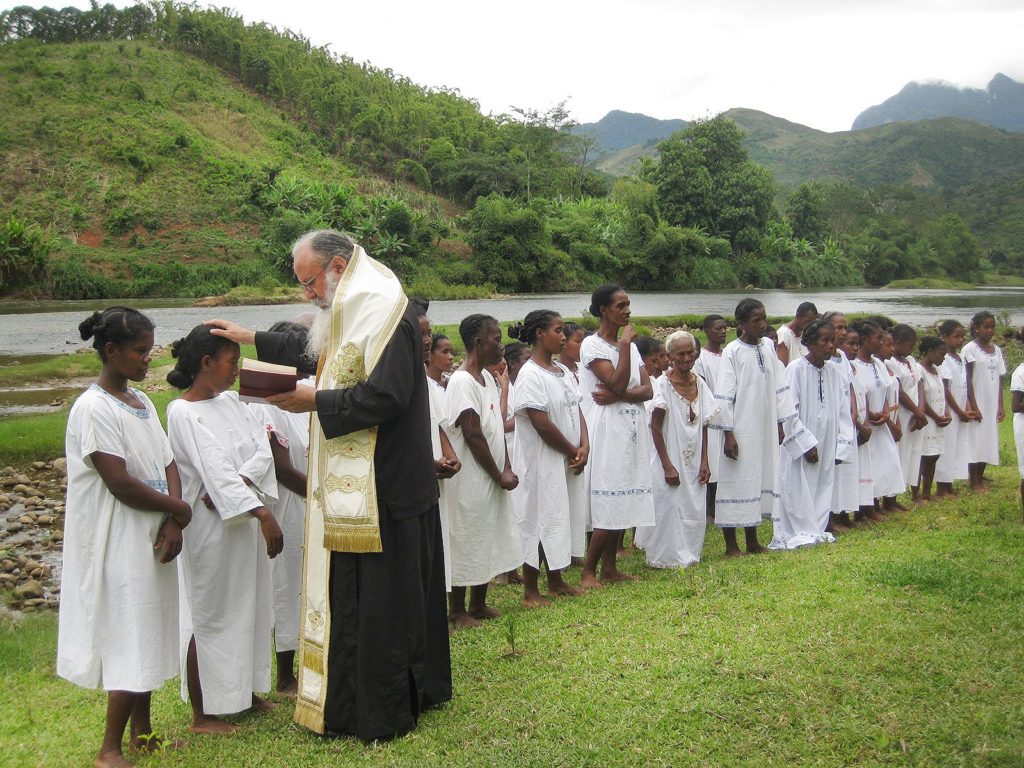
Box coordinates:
[0,287,1021,357]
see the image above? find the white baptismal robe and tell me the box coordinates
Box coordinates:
[886,356,925,486]
[444,369,522,586]
[168,392,278,715]
[579,336,655,530]
[693,349,723,483]
[426,376,454,591]
[920,364,948,457]
[248,379,312,654]
[776,324,807,362]
[713,338,796,527]
[511,359,586,570]
[637,374,717,568]
[848,357,875,507]
[771,358,840,550]
[936,353,970,483]
[853,357,905,498]
[58,385,179,692]
[829,354,859,514]
[962,340,1006,466]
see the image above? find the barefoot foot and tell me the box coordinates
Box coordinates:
[251,694,279,713]
[547,583,584,597]
[95,751,134,768]
[275,679,298,699]
[469,604,502,621]
[189,717,238,735]
[523,593,551,608]
[449,612,482,629]
[579,572,604,589]
[601,570,638,582]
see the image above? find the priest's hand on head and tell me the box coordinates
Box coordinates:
[205,319,256,346]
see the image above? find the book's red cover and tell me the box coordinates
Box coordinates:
[238,362,298,403]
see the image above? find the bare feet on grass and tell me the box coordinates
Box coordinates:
[449,612,482,630]
[724,546,746,558]
[188,716,238,735]
[547,582,584,597]
[579,571,604,589]
[95,751,134,768]
[601,569,638,582]
[469,604,502,621]
[251,694,278,713]
[276,680,298,699]
[523,592,552,608]
[745,543,767,555]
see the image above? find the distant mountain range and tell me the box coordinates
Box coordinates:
[853,73,1024,132]
[570,110,686,153]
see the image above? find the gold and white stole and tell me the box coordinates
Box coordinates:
[294,244,408,734]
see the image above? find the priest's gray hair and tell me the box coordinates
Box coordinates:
[665,330,696,352]
[292,229,356,267]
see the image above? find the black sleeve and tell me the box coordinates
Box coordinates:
[255,331,318,376]
[314,321,417,439]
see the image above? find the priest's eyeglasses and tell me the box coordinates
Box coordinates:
[298,265,326,290]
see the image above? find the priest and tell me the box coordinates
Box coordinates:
[207,229,451,741]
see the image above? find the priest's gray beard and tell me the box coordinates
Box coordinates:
[305,270,341,360]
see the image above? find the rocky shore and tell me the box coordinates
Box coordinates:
[0,459,67,612]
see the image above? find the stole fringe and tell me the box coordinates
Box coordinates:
[301,643,324,675]
[322,526,382,553]
[293,698,325,734]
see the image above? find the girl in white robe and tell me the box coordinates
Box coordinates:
[935,320,976,494]
[714,298,796,556]
[248,375,311,697]
[641,331,716,567]
[508,311,589,605]
[963,311,1007,489]
[694,314,728,524]
[59,308,193,767]
[425,331,461,592]
[886,325,927,497]
[918,336,953,499]
[1010,362,1024,511]
[841,328,876,519]
[820,311,859,531]
[852,322,905,508]
[166,326,283,731]
[771,320,841,550]
[578,284,655,586]
[444,314,522,628]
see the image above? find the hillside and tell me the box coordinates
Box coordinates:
[853,73,1024,133]
[0,38,471,299]
[571,110,686,154]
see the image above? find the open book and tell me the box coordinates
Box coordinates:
[238,358,299,404]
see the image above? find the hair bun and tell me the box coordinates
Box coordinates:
[170,338,184,359]
[507,322,526,343]
[78,312,103,341]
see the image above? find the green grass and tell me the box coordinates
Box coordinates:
[3,463,1023,766]
[885,278,975,290]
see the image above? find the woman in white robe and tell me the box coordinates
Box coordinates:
[963,311,1006,488]
[58,308,192,767]
[508,311,589,605]
[714,299,796,556]
[640,331,716,567]
[935,320,975,493]
[166,326,283,731]
[821,311,859,529]
[444,314,522,628]
[578,285,654,586]
[693,314,728,526]
[425,331,461,592]
[771,320,841,549]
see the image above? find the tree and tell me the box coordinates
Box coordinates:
[786,182,829,242]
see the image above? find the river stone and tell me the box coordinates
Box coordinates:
[52,458,67,474]
[14,580,44,600]
[23,497,42,508]
[36,515,52,526]
[6,522,23,533]
[17,516,33,526]
[31,462,46,470]
[1,559,14,571]
[12,484,30,495]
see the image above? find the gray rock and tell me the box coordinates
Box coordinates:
[6,522,23,533]
[14,580,44,600]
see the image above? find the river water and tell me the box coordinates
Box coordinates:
[0,287,1021,357]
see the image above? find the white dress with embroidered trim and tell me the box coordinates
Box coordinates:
[886,356,925,486]
[578,335,655,530]
[936,353,970,483]
[57,385,178,692]
[693,349,724,483]
[770,358,840,550]
[828,354,859,514]
[776,324,807,362]
[443,369,522,586]
[920,364,948,457]
[849,358,876,507]
[510,359,586,570]
[248,380,312,654]
[712,337,795,527]
[962,340,1006,466]
[167,391,278,715]
[636,373,716,567]
[853,357,905,498]
[426,375,454,591]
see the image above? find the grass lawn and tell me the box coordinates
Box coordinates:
[2,421,1023,767]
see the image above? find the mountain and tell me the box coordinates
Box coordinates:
[852,74,1024,133]
[571,110,686,154]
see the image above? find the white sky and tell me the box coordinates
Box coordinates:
[24,0,1024,133]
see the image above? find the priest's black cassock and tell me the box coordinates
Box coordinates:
[255,304,452,740]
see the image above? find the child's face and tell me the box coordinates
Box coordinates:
[706,320,728,348]
[925,345,946,366]
[860,329,883,356]
[656,348,669,373]
[202,345,241,394]
[537,319,566,357]
[428,337,454,373]
[562,330,584,362]
[740,308,767,341]
[106,330,155,383]
[418,316,431,358]
[644,347,669,375]
[842,331,860,360]
[508,348,532,382]
[893,334,916,357]
[973,317,995,343]
[877,333,894,359]
[807,327,835,363]
[943,325,965,351]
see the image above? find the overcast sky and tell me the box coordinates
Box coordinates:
[30,0,1024,132]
